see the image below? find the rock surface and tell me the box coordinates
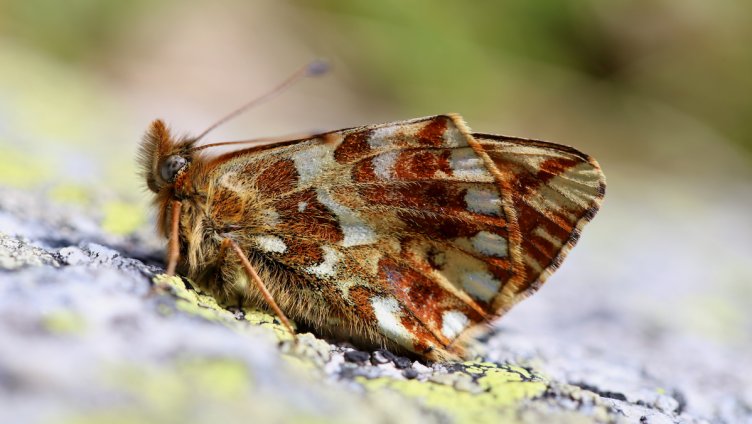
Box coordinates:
[0,185,749,424]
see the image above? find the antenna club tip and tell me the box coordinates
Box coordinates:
[306,59,330,76]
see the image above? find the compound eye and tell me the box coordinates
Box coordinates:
[160,155,188,183]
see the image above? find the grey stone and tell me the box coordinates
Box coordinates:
[0,184,749,424]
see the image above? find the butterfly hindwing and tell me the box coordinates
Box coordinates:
[474,134,605,313]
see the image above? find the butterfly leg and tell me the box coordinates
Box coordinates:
[223,238,296,338]
[166,200,182,276]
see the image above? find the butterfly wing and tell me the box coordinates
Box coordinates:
[472,133,605,312]
[197,115,605,359]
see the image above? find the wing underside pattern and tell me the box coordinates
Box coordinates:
[195,114,605,358]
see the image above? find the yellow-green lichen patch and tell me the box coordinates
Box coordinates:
[152,275,297,343]
[359,361,547,423]
[155,358,251,404]
[279,333,333,370]
[153,274,236,324]
[243,308,296,342]
[41,310,86,335]
[0,145,52,188]
[101,200,146,235]
[175,359,251,401]
[49,183,91,205]
[63,359,255,424]
[151,275,331,372]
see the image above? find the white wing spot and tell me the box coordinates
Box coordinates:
[292,143,336,184]
[218,172,244,192]
[372,150,398,180]
[441,310,470,340]
[371,296,413,345]
[461,270,502,302]
[261,208,280,227]
[464,187,502,216]
[442,125,469,147]
[471,231,507,258]
[253,235,287,253]
[368,125,400,149]
[336,279,358,299]
[305,246,341,278]
[297,201,308,212]
[449,148,493,181]
[316,188,377,247]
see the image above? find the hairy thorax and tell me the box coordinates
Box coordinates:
[175,168,270,299]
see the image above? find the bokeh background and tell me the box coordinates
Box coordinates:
[1,0,751,417]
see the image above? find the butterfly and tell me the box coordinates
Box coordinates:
[138,109,605,362]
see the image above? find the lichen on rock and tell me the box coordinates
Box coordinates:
[0,186,736,424]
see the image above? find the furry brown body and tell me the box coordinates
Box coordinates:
[139,114,605,361]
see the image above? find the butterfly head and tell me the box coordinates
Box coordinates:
[138,119,197,193]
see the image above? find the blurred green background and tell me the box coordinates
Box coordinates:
[2,0,751,187]
[0,0,750,355]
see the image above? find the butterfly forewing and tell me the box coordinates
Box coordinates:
[179,114,604,359]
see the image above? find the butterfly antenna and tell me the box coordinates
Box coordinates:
[192,59,329,144]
